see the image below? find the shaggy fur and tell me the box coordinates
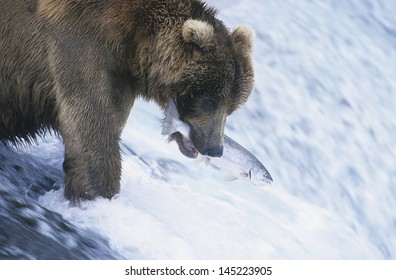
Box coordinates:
[0,0,254,203]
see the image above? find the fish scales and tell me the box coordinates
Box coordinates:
[162,98,273,185]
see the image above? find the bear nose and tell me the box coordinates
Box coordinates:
[204,144,224,157]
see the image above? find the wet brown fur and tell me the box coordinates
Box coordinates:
[0,0,254,202]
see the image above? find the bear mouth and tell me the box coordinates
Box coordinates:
[171,132,198,159]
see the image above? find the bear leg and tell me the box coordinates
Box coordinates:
[58,103,123,204]
[62,138,122,203]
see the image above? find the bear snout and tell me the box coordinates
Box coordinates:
[203,144,224,158]
[190,130,224,158]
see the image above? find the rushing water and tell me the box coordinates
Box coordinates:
[1,0,395,259]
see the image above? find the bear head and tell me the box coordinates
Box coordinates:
[168,19,254,158]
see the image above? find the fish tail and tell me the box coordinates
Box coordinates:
[161,98,179,135]
[161,118,176,135]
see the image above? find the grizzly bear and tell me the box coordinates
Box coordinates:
[0,0,254,203]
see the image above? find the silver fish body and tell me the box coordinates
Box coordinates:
[162,98,273,186]
[206,135,273,185]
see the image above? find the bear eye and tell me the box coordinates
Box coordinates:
[201,98,218,113]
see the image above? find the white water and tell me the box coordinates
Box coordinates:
[11,0,396,259]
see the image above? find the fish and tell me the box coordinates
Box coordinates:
[162,98,273,186]
[162,97,191,137]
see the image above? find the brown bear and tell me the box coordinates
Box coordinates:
[0,0,254,203]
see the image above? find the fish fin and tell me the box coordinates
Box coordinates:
[202,156,210,166]
[222,174,239,182]
[195,154,210,166]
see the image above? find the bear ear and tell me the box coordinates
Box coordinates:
[229,25,255,113]
[182,19,214,49]
[231,25,254,52]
